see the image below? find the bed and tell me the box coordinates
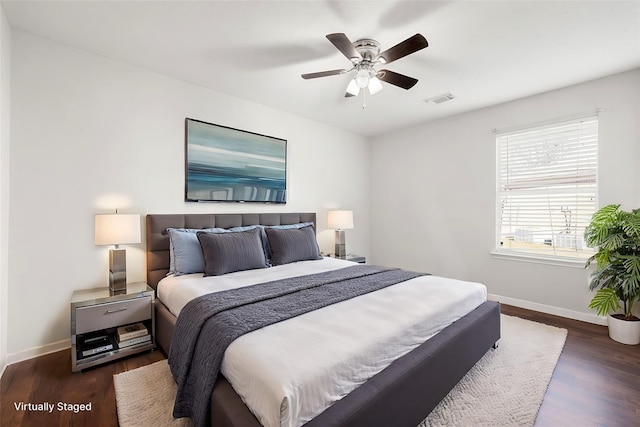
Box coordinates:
[146,213,501,427]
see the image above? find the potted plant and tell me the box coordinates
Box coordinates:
[584,204,640,345]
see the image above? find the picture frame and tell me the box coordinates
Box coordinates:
[185,118,287,203]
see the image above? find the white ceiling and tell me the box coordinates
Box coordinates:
[3,1,640,137]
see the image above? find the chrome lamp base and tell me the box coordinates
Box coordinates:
[109,248,127,293]
[334,230,347,259]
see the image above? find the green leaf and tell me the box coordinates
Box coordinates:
[622,214,640,238]
[621,255,640,278]
[622,275,640,298]
[589,288,621,317]
[600,233,625,251]
[585,205,622,247]
[592,204,620,223]
[593,251,610,270]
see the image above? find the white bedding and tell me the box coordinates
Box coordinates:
[158,258,487,427]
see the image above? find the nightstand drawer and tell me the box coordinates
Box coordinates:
[75,296,151,334]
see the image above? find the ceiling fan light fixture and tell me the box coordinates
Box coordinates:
[368,76,383,95]
[346,79,360,96]
[355,69,370,88]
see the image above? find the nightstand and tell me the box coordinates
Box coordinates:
[346,255,366,264]
[70,282,155,372]
[328,254,366,264]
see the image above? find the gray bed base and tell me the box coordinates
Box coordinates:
[146,213,501,427]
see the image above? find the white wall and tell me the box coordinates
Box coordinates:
[6,29,638,363]
[371,69,640,323]
[0,6,11,374]
[7,31,370,361]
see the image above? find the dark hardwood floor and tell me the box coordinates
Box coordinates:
[0,348,165,427]
[499,305,640,427]
[1,305,638,427]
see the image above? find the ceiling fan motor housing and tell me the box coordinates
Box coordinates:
[352,39,381,62]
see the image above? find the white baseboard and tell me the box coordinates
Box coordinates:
[0,357,6,379]
[5,338,70,367]
[489,294,607,326]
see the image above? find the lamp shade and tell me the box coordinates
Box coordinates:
[355,69,370,88]
[346,79,360,96]
[368,76,383,95]
[94,214,141,246]
[328,210,354,230]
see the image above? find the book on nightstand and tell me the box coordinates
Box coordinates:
[117,334,151,349]
[117,322,148,342]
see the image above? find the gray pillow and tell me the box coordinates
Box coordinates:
[167,228,222,276]
[262,222,314,264]
[197,227,268,276]
[265,225,322,266]
[168,225,269,276]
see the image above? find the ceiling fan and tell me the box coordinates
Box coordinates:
[302,33,428,102]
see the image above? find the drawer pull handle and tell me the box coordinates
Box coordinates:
[105,308,128,314]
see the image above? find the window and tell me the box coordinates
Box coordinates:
[496,116,598,260]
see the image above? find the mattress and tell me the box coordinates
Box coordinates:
[158,258,487,427]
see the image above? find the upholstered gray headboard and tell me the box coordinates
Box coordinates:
[145,213,317,289]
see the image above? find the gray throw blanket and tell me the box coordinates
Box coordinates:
[168,264,425,427]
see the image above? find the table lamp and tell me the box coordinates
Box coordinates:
[328,210,354,259]
[95,213,141,293]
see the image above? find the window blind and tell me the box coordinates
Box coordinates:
[496,116,598,259]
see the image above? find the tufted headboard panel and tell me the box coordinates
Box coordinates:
[145,212,317,289]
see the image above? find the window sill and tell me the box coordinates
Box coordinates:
[490,251,588,269]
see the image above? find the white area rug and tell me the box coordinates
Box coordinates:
[420,314,567,426]
[114,315,567,427]
[114,358,193,427]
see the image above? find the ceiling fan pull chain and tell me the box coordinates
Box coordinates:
[362,88,366,109]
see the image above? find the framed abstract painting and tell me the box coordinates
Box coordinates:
[185,118,287,203]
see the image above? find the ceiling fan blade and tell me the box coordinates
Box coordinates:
[378,70,419,90]
[344,92,356,98]
[301,69,348,79]
[326,33,362,61]
[377,34,428,64]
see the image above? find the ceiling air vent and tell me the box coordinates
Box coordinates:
[424,93,455,104]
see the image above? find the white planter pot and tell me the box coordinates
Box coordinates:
[607,314,640,345]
